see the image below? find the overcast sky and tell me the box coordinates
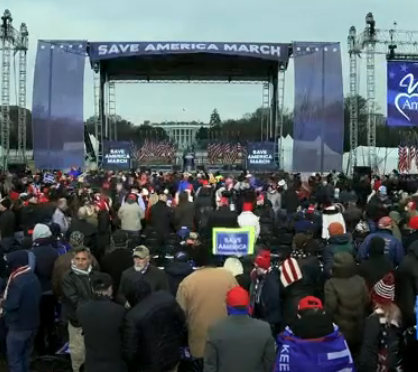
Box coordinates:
[4,0,418,124]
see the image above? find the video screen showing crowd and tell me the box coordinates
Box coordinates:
[0,167,418,372]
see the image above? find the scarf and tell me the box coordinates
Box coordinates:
[71,262,92,276]
[1,266,31,315]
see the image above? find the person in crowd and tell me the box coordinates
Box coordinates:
[322,201,347,240]
[324,252,369,358]
[123,275,186,372]
[279,232,323,329]
[358,273,403,372]
[206,195,238,233]
[249,249,281,335]
[100,230,133,294]
[358,216,404,266]
[322,222,354,278]
[67,206,98,256]
[118,193,145,238]
[176,247,237,370]
[237,202,260,239]
[61,246,99,372]
[52,197,70,234]
[148,192,174,237]
[118,245,170,304]
[204,286,275,372]
[173,192,195,232]
[395,239,418,328]
[164,251,194,296]
[0,197,15,240]
[77,273,127,372]
[403,215,418,251]
[1,250,41,372]
[266,182,281,214]
[275,296,354,372]
[31,223,59,355]
[52,231,99,300]
[358,236,394,289]
[388,210,403,242]
[343,200,362,232]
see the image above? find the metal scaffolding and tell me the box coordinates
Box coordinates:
[348,12,418,171]
[0,9,28,168]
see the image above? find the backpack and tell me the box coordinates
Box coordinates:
[274,326,354,372]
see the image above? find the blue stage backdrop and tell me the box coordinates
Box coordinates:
[246,142,275,171]
[292,42,344,172]
[32,40,86,170]
[387,61,418,127]
[102,141,131,169]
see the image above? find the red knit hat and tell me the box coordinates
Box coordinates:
[371,272,395,305]
[378,217,392,230]
[255,250,271,270]
[242,202,253,212]
[226,286,250,308]
[298,296,323,311]
[409,216,418,230]
[220,197,229,206]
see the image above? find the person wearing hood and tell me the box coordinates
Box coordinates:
[237,202,260,240]
[118,193,145,238]
[395,239,418,328]
[204,286,275,372]
[165,251,194,296]
[2,250,41,372]
[358,216,404,266]
[122,275,186,372]
[76,273,127,372]
[100,230,133,295]
[31,223,59,356]
[322,222,353,278]
[324,252,369,358]
[358,236,394,289]
[61,246,99,372]
[249,250,282,335]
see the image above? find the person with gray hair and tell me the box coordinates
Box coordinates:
[52,198,70,234]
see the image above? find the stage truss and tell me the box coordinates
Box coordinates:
[0,9,28,167]
[93,73,287,169]
[348,12,418,171]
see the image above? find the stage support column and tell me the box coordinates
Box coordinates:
[99,68,106,166]
[271,73,278,162]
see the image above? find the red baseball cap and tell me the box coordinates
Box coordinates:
[226,286,250,308]
[298,296,323,311]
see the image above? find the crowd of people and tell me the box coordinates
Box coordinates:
[0,168,417,372]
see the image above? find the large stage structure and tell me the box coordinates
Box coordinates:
[0,9,29,168]
[348,12,418,170]
[87,42,291,168]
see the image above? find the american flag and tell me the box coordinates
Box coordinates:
[136,140,176,162]
[222,142,232,163]
[409,140,416,172]
[208,142,224,164]
[398,140,408,173]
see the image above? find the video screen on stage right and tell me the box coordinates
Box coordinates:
[387,60,418,127]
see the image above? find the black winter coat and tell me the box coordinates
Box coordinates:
[123,291,186,372]
[61,269,99,327]
[77,297,127,372]
[100,248,133,295]
[0,209,15,238]
[395,241,418,327]
[149,201,173,236]
[32,239,59,293]
[164,262,194,296]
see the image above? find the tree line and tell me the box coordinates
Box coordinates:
[3,97,415,152]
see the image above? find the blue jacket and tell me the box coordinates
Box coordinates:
[358,229,404,266]
[3,271,41,331]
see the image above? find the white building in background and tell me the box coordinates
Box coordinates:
[152,121,209,149]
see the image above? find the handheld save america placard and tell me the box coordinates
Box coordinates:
[212,227,255,256]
